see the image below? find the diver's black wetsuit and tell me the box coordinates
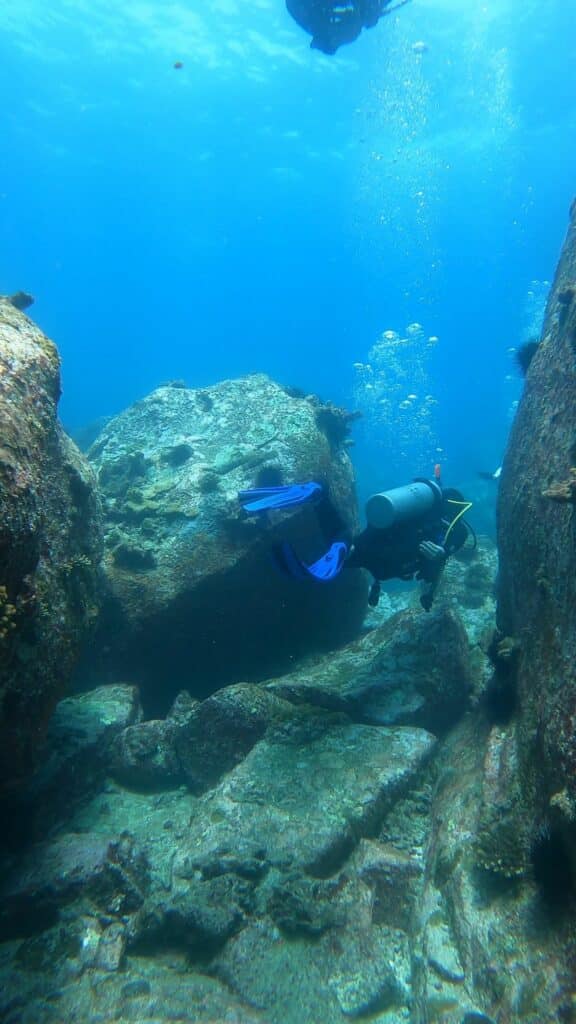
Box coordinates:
[286,0,393,54]
[314,489,469,609]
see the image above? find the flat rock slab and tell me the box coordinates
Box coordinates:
[178,722,435,878]
[214,919,341,1023]
[1,952,266,1024]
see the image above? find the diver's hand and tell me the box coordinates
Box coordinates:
[418,541,446,562]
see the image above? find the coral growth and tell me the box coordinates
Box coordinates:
[557,283,575,306]
[314,401,362,446]
[542,467,576,503]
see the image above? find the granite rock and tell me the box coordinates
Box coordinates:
[86,376,368,710]
[0,299,103,795]
[267,606,473,735]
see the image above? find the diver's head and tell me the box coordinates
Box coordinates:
[442,487,466,505]
[441,487,467,519]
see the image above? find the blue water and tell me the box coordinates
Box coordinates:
[1,0,575,512]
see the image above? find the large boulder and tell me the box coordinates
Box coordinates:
[87,376,368,710]
[266,606,474,736]
[498,204,576,836]
[405,203,576,1024]
[0,299,102,796]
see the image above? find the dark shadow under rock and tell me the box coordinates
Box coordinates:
[265,874,346,937]
[0,831,149,942]
[2,685,142,848]
[135,872,253,957]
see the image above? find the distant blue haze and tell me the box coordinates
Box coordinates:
[1,0,575,515]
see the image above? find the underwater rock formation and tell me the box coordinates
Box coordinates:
[87,376,367,709]
[0,298,102,796]
[12,685,143,842]
[498,205,576,844]
[0,518,509,1023]
[407,205,576,1024]
[266,605,474,736]
[0,677,435,1024]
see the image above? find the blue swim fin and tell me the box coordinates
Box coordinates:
[239,482,322,514]
[273,541,348,582]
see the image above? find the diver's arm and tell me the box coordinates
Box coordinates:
[417,540,447,611]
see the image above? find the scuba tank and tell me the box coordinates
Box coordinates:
[365,478,443,530]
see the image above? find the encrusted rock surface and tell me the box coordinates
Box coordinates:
[86,376,367,709]
[14,684,143,841]
[266,605,474,735]
[0,678,435,1024]
[498,202,576,826]
[178,715,435,877]
[411,718,575,1024]
[363,535,498,704]
[405,205,576,1024]
[0,298,102,795]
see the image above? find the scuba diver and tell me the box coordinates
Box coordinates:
[239,472,473,611]
[286,0,409,55]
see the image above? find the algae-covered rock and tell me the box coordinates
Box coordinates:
[14,684,142,840]
[87,375,367,709]
[174,682,291,792]
[179,715,435,877]
[0,830,149,942]
[266,606,474,735]
[110,718,183,790]
[411,716,575,1024]
[474,199,576,1023]
[0,299,102,795]
[498,203,576,828]
[0,671,436,1024]
[352,838,421,931]
[0,948,264,1024]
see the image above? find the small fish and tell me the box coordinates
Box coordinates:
[411,40,429,54]
[173,61,184,70]
[478,467,501,481]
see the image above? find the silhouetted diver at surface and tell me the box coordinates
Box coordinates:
[286,0,410,54]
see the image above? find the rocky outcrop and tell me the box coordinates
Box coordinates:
[0,679,436,1024]
[0,299,102,796]
[266,605,474,735]
[0,529,504,1024]
[411,715,575,1024]
[497,205,576,854]
[11,685,143,842]
[86,376,367,710]
[404,203,576,1024]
